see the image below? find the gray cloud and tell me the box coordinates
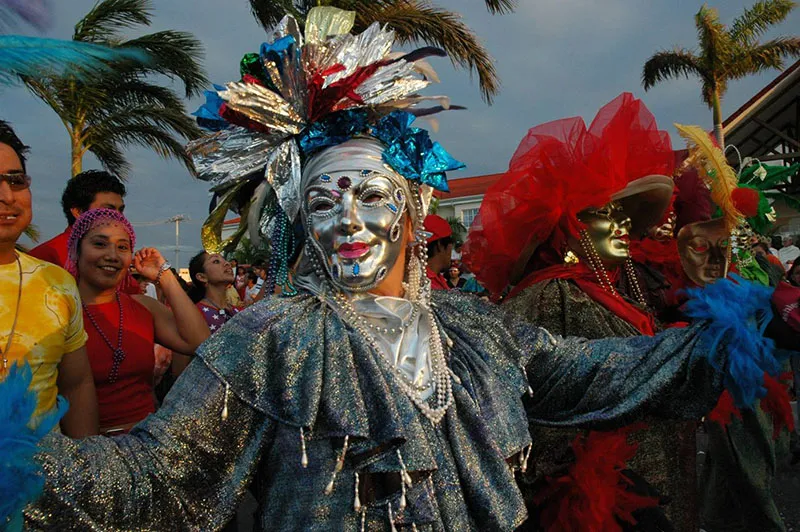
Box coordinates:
[2,0,797,267]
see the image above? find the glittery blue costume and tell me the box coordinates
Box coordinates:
[24,291,727,530]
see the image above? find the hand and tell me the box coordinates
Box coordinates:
[134,248,167,282]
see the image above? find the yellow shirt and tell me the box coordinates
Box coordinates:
[0,253,87,416]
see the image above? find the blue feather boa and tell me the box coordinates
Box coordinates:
[683,275,783,409]
[0,363,66,531]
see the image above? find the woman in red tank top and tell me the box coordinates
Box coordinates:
[67,209,210,435]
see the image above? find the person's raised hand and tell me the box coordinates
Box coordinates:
[134,248,167,281]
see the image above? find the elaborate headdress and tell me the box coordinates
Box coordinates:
[464,93,674,296]
[66,208,136,277]
[188,7,463,293]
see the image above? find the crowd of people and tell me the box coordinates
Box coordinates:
[1,7,800,531]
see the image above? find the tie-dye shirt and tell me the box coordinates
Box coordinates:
[0,253,87,417]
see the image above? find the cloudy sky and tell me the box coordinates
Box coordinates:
[4,0,799,267]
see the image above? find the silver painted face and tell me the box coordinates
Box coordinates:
[305,169,407,292]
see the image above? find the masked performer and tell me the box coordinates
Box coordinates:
[464,94,703,531]
[2,9,784,532]
[672,125,794,532]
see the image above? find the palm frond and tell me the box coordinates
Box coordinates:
[104,123,195,173]
[23,223,41,243]
[765,190,800,212]
[726,37,800,79]
[642,48,704,90]
[249,0,304,31]
[86,139,130,177]
[695,4,731,71]
[730,0,796,45]
[73,0,151,43]
[481,0,516,15]
[353,0,500,103]
[0,36,147,85]
[118,31,208,96]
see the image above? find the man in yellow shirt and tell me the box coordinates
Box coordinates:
[0,120,97,437]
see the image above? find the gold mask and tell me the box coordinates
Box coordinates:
[677,218,730,286]
[577,201,632,264]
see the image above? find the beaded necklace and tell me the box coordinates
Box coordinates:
[579,229,648,308]
[83,292,125,383]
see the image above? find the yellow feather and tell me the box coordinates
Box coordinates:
[674,123,742,230]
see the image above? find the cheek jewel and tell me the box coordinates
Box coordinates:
[387,203,398,213]
[353,262,360,275]
[320,174,331,182]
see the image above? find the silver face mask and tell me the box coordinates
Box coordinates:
[304,168,408,292]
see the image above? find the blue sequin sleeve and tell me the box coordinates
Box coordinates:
[517,322,724,430]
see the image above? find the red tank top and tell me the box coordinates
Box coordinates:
[84,293,156,427]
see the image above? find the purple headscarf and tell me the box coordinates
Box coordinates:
[66,208,136,277]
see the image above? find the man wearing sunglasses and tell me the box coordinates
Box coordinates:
[0,120,97,437]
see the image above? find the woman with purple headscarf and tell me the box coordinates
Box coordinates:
[67,208,210,435]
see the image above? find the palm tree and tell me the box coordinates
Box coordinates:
[248,0,516,103]
[24,0,208,178]
[642,0,800,147]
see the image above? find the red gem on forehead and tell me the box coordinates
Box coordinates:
[337,176,352,190]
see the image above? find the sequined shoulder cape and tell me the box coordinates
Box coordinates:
[27,290,723,531]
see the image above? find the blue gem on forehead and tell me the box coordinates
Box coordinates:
[353,262,360,275]
[320,174,331,182]
[360,169,371,176]
[387,203,398,213]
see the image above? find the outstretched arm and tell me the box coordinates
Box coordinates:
[518,322,723,430]
[25,359,273,530]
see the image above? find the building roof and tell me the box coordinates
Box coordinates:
[433,173,503,201]
[723,59,800,161]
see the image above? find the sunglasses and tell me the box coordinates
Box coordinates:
[0,173,31,191]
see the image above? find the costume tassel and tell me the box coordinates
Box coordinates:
[360,508,366,532]
[221,383,229,421]
[324,435,350,495]
[388,502,398,532]
[397,449,413,487]
[353,472,362,512]
[399,474,407,510]
[520,443,533,474]
[300,427,309,468]
[522,363,534,396]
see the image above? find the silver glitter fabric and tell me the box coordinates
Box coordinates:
[26,291,724,531]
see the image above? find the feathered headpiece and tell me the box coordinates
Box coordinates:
[187,7,464,259]
[675,124,743,231]
[464,93,674,296]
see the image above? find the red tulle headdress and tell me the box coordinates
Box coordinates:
[464,93,674,296]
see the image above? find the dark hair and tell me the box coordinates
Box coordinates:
[62,170,127,225]
[771,235,783,250]
[788,260,800,287]
[752,242,770,254]
[247,272,258,283]
[0,120,29,172]
[187,251,209,303]
[427,236,453,258]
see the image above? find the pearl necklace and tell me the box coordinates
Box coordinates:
[332,291,454,424]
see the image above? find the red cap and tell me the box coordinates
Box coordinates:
[423,214,452,243]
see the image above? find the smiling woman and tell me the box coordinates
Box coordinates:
[66,208,210,434]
